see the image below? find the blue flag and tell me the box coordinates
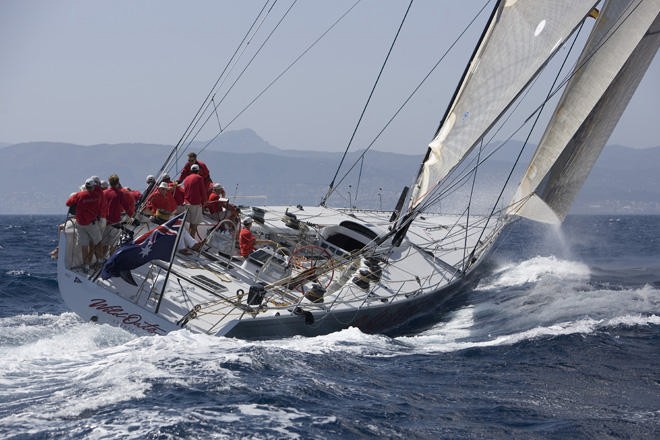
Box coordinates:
[101,213,185,281]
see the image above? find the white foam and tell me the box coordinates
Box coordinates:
[0,312,341,438]
[237,404,311,439]
[257,326,392,355]
[408,306,476,344]
[480,255,590,289]
[0,320,260,427]
[5,269,26,276]
[604,313,660,327]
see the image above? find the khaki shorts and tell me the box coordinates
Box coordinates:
[77,222,102,246]
[101,223,122,246]
[155,209,172,221]
[185,204,203,225]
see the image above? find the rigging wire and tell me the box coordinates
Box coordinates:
[462,139,483,269]
[175,0,280,160]
[158,0,274,180]
[211,96,222,132]
[177,0,277,160]
[320,0,415,207]
[354,156,365,207]
[191,0,364,160]
[211,0,298,118]
[181,0,300,158]
[320,1,493,207]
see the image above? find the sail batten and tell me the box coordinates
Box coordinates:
[411,0,600,209]
[511,0,660,223]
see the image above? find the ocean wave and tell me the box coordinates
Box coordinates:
[405,313,659,353]
[478,255,591,290]
[3,280,657,363]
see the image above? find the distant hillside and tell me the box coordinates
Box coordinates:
[195,128,282,154]
[0,130,658,215]
[575,144,660,214]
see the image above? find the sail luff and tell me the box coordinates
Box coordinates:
[510,0,660,223]
[410,0,600,209]
[412,1,501,186]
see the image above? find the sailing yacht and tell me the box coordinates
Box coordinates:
[56,0,660,339]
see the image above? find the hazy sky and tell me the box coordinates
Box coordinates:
[2,0,658,153]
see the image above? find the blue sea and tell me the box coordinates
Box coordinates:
[0,215,658,439]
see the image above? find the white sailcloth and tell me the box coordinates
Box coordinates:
[411,0,599,208]
[510,0,660,223]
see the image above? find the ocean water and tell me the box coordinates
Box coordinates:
[0,215,658,439]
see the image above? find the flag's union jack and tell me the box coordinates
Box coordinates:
[101,213,185,281]
[134,217,182,245]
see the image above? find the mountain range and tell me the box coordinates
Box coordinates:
[1,128,658,215]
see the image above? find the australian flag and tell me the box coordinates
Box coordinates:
[101,212,185,283]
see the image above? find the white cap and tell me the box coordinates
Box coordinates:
[161,173,170,180]
[146,175,156,183]
[242,216,253,225]
[100,180,109,189]
[85,178,96,189]
[191,164,200,172]
[158,182,169,189]
[213,183,223,190]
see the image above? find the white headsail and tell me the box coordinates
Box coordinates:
[510,0,660,223]
[410,0,599,209]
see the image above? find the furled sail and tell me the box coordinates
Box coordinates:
[510,0,660,223]
[410,0,599,209]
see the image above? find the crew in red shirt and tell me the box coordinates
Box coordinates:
[65,178,103,271]
[101,174,136,254]
[177,152,212,187]
[182,164,208,237]
[239,221,256,257]
[206,183,227,219]
[146,182,177,224]
[161,173,184,212]
[93,176,107,231]
[104,174,135,224]
[122,187,141,212]
[238,216,275,257]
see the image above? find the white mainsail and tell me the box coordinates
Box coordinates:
[410,0,599,209]
[510,0,660,223]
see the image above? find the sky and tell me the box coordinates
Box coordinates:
[1,0,658,154]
